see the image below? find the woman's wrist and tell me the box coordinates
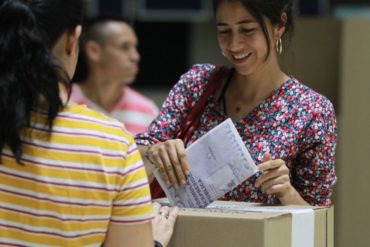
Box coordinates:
[278,186,308,205]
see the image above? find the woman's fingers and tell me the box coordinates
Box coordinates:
[166,140,187,186]
[152,203,179,247]
[254,156,295,199]
[264,183,291,195]
[159,148,180,188]
[151,149,171,186]
[255,159,287,187]
[258,159,285,172]
[263,152,272,162]
[150,139,190,188]
[174,140,190,177]
[259,175,290,194]
[158,205,170,217]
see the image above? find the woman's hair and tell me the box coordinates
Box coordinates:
[0,0,83,163]
[212,0,294,58]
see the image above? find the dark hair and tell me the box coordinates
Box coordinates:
[0,0,83,163]
[73,15,131,82]
[212,0,294,58]
[83,15,131,47]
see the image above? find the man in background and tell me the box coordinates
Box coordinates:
[71,16,158,135]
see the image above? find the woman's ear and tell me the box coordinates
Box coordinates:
[66,25,82,57]
[84,40,102,62]
[274,12,287,40]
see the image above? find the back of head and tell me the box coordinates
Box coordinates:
[0,0,83,163]
[212,0,294,57]
[73,15,130,82]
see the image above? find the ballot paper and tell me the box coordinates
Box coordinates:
[154,118,258,208]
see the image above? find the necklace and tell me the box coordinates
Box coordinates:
[222,95,245,115]
[221,85,245,115]
[219,68,238,115]
[219,68,235,116]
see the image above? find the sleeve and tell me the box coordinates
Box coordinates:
[293,100,337,207]
[135,64,216,146]
[110,136,154,224]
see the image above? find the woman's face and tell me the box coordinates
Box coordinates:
[215,1,277,76]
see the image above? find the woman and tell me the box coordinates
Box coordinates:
[136,0,337,207]
[0,0,176,246]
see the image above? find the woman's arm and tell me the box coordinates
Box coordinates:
[293,101,337,206]
[256,99,337,206]
[105,137,156,246]
[104,222,154,247]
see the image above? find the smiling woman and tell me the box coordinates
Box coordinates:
[135,0,337,208]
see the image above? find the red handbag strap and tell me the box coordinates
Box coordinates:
[150,179,166,199]
[175,65,230,145]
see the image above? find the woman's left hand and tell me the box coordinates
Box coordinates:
[152,202,178,247]
[255,153,295,203]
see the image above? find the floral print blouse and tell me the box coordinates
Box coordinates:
[135,64,337,207]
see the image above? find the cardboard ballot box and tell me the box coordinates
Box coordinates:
[168,201,333,247]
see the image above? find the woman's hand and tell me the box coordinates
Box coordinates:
[148,139,190,189]
[152,202,178,247]
[255,153,308,205]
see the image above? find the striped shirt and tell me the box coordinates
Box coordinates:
[71,84,159,136]
[0,105,154,246]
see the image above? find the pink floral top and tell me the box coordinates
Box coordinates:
[135,64,337,206]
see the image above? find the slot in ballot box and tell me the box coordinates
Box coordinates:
[166,200,333,247]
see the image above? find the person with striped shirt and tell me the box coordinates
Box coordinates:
[71,15,159,136]
[0,0,175,246]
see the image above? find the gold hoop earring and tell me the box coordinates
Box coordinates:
[275,38,283,55]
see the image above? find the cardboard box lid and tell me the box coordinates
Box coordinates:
[166,200,333,247]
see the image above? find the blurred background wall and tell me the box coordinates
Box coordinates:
[83,0,370,246]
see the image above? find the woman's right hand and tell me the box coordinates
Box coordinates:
[148,139,190,189]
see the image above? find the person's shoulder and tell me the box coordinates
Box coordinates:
[61,104,122,126]
[177,63,218,87]
[290,78,335,113]
[168,64,220,100]
[60,105,132,138]
[185,63,217,77]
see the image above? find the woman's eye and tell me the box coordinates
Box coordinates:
[121,45,130,51]
[242,28,256,33]
[218,30,230,35]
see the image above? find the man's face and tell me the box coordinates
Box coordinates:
[98,22,140,85]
